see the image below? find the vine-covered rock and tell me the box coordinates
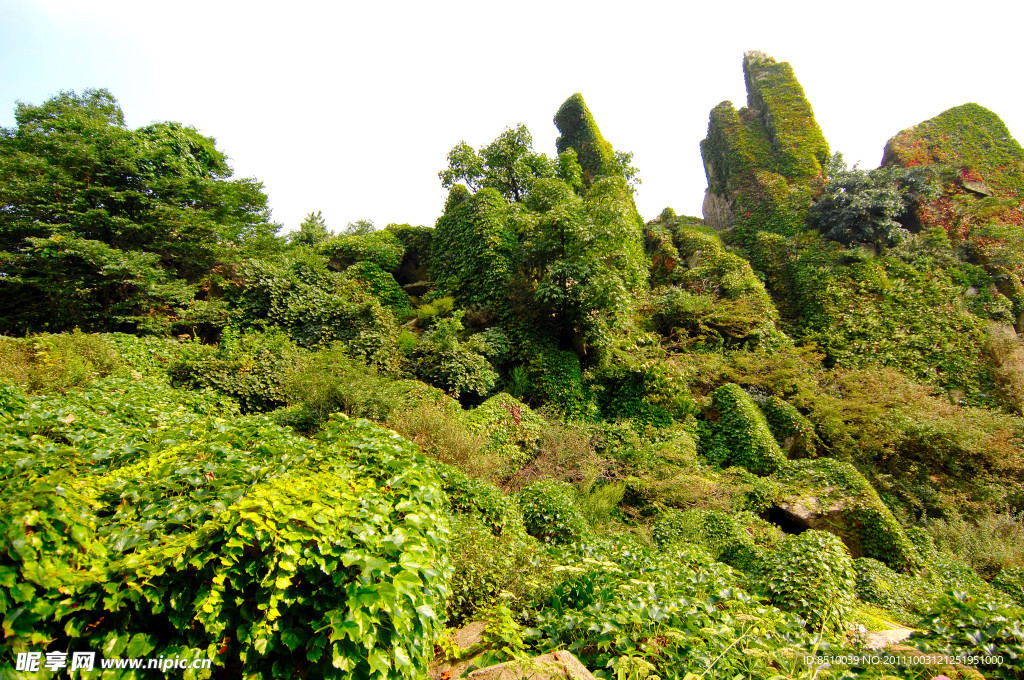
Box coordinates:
[702,383,786,475]
[769,458,918,570]
[699,52,829,239]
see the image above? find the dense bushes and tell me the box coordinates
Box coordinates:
[0,377,449,679]
[518,480,593,545]
[756,530,857,633]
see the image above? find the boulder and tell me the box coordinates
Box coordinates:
[467,651,597,680]
[768,459,918,570]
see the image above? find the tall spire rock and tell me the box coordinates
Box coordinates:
[700,52,829,238]
[554,93,618,183]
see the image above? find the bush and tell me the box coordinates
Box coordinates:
[464,393,545,473]
[0,330,121,393]
[409,314,498,401]
[852,557,927,617]
[756,530,857,634]
[0,378,450,679]
[278,342,409,427]
[168,328,300,413]
[925,509,1024,578]
[320,229,405,271]
[344,261,413,321]
[518,480,593,545]
[445,515,552,625]
[652,508,769,572]
[993,566,1024,606]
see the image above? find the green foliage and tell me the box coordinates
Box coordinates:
[700,53,828,250]
[852,557,927,617]
[527,347,594,420]
[439,124,557,202]
[553,93,618,183]
[770,458,918,570]
[320,229,405,272]
[409,313,498,400]
[0,376,449,679]
[703,384,786,475]
[652,509,766,572]
[925,509,1024,578]
[289,210,331,246]
[528,540,823,680]
[993,566,1024,606]
[432,186,518,313]
[386,223,434,281]
[0,330,121,394]
[0,89,278,334]
[757,530,857,633]
[345,260,413,320]
[911,591,1024,680]
[809,153,933,248]
[464,393,544,472]
[168,328,299,413]
[758,396,819,458]
[517,480,593,545]
[276,342,411,428]
[227,253,398,360]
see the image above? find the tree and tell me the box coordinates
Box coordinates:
[809,153,932,249]
[0,89,278,334]
[289,211,330,246]
[341,218,376,236]
[439,124,558,202]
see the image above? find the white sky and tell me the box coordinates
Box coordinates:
[2,0,1021,233]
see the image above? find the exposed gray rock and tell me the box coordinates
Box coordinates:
[702,188,734,232]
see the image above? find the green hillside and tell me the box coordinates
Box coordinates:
[2,56,1023,679]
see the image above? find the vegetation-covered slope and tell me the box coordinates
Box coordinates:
[2,61,1024,679]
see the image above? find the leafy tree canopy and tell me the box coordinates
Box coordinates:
[0,88,279,334]
[288,210,331,246]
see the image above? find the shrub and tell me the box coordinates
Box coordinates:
[168,328,300,413]
[0,378,449,679]
[993,566,1024,606]
[278,342,409,426]
[409,314,498,401]
[320,229,405,272]
[445,515,552,625]
[756,530,857,634]
[527,346,594,420]
[852,557,927,617]
[0,330,121,393]
[344,261,413,321]
[925,509,1024,578]
[517,480,593,545]
[464,393,545,473]
[757,396,819,458]
[652,508,766,572]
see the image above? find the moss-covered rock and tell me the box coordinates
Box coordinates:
[702,383,786,475]
[768,458,918,570]
[883,103,1024,329]
[554,93,618,183]
[699,52,829,240]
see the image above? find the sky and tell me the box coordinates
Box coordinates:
[2,0,1021,234]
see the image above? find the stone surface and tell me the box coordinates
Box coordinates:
[863,627,914,650]
[467,651,597,680]
[702,188,734,232]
